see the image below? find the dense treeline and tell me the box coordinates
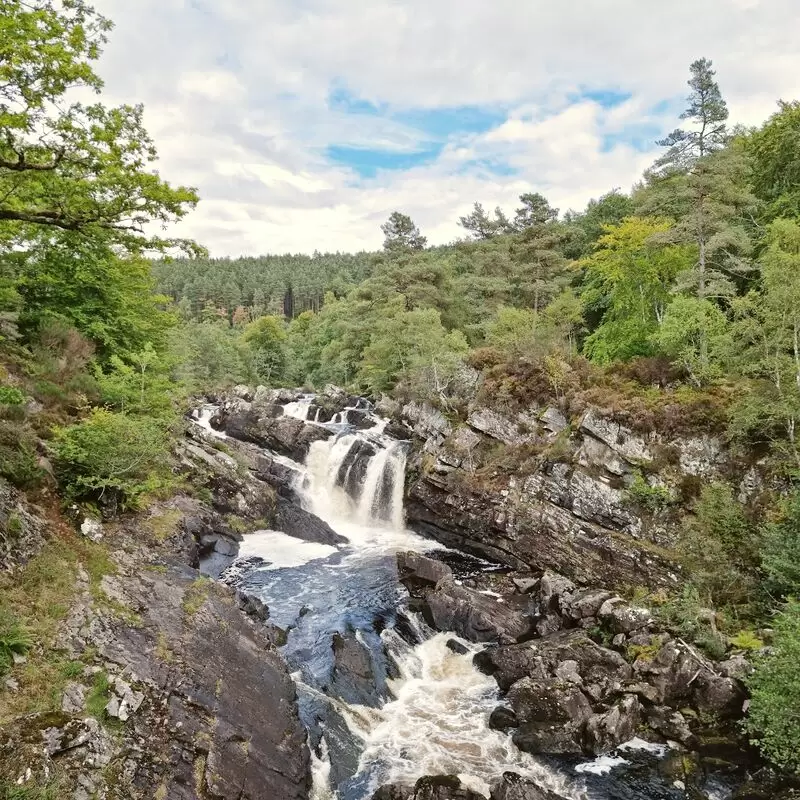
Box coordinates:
[0,1,798,775]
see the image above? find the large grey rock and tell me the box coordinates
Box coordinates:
[422,581,531,644]
[397,551,454,592]
[329,631,381,707]
[508,677,593,755]
[372,776,486,800]
[218,406,332,461]
[584,695,641,755]
[274,496,347,546]
[597,597,652,634]
[475,630,632,693]
[490,772,568,800]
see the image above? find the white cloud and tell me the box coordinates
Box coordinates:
[90,0,800,255]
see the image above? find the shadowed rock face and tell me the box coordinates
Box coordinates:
[56,526,312,800]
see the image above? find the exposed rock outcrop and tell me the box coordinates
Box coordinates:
[400,400,731,587]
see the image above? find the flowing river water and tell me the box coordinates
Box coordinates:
[193,399,729,800]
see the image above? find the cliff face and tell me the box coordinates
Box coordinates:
[0,424,312,800]
[389,396,759,589]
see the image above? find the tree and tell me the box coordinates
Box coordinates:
[653,295,730,385]
[760,491,800,599]
[655,58,729,171]
[729,219,800,466]
[510,194,569,316]
[747,100,800,221]
[640,59,754,303]
[243,315,287,384]
[458,202,514,239]
[381,212,427,254]
[513,192,558,231]
[746,600,800,773]
[581,217,692,363]
[357,300,467,396]
[0,0,199,253]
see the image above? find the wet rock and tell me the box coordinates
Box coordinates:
[336,439,378,499]
[274,495,348,546]
[397,551,454,593]
[584,695,641,755]
[446,638,469,655]
[385,420,414,440]
[329,631,381,707]
[489,705,519,731]
[508,677,593,755]
[422,581,531,644]
[219,406,332,461]
[490,772,567,800]
[373,775,487,800]
[236,590,270,622]
[512,576,539,594]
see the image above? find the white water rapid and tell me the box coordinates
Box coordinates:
[193,398,696,800]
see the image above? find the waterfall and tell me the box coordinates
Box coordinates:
[302,432,407,532]
[285,397,314,420]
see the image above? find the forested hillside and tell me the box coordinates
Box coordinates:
[1,0,799,787]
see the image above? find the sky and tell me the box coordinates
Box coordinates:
[90,0,799,256]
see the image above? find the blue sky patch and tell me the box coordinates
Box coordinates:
[578,88,632,108]
[326,144,444,177]
[392,105,507,139]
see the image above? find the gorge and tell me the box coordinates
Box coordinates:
[184,385,767,800]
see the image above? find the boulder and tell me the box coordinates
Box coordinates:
[219,407,332,461]
[489,772,567,800]
[274,496,347,546]
[584,695,641,755]
[397,551,454,593]
[692,673,747,719]
[422,581,531,644]
[562,588,615,622]
[475,630,632,694]
[372,776,486,800]
[329,631,381,707]
[488,705,518,731]
[646,706,694,745]
[507,677,593,755]
[597,597,653,634]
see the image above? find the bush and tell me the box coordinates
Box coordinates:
[52,409,173,511]
[624,471,672,513]
[746,601,800,772]
[760,491,800,599]
[679,482,760,615]
[0,609,31,676]
[0,386,25,406]
[0,421,42,488]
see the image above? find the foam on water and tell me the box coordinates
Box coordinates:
[192,405,227,438]
[342,632,578,800]
[238,529,338,570]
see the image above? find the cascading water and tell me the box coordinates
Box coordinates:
[197,398,692,800]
